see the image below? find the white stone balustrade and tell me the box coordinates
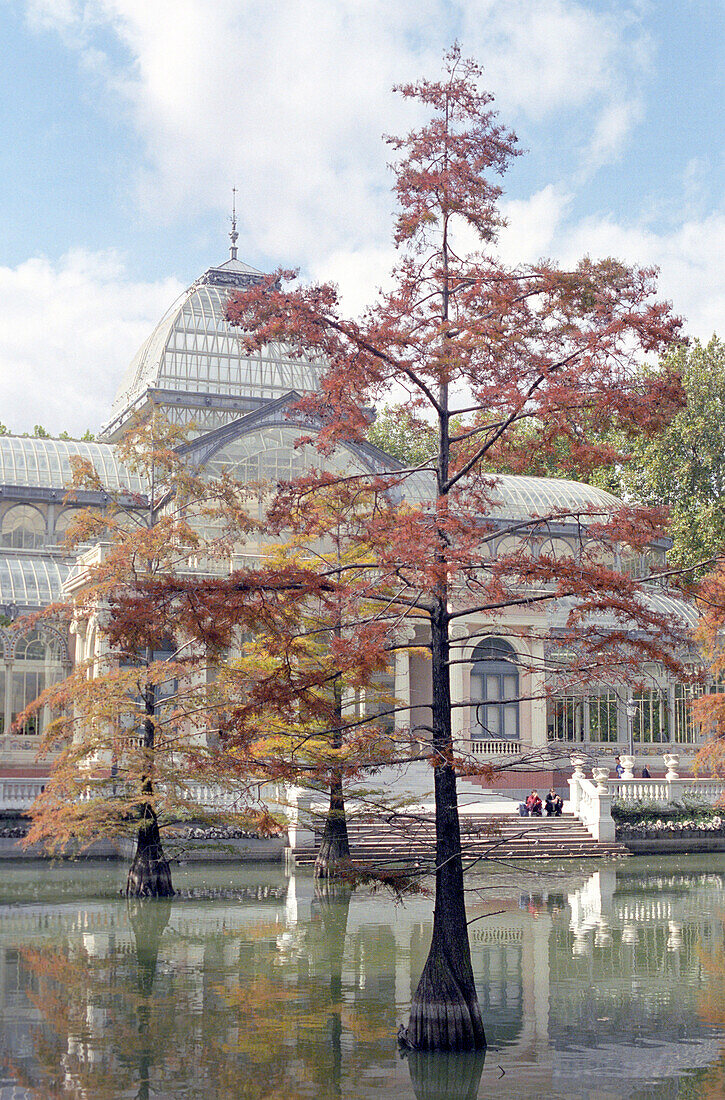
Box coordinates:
[468,739,522,758]
[568,765,615,842]
[0,779,48,811]
[609,773,725,805]
[568,751,725,843]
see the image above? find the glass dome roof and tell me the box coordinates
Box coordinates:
[0,556,73,607]
[105,258,323,432]
[488,475,622,521]
[548,590,698,630]
[403,470,622,521]
[0,437,143,494]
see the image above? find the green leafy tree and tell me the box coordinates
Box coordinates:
[625,336,725,576]
[366,405,437,466]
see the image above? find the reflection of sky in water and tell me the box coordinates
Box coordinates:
[0,856,722,1099]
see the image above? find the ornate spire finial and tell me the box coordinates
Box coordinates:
[229,187,239,260]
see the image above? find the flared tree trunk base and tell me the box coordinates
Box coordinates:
[314,827,350,879]
[400,942,486,1052]
[314,778,350,879]
[126,828,174,898]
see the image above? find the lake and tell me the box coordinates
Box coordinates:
[0,855,723,1098]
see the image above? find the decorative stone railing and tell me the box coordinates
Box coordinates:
[568,757,615,842]
[609,775,725,806]
[0,779,48,811]
[568,752,725,843]
[469,739,522,758]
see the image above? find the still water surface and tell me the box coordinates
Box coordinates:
[0,856,723,1099]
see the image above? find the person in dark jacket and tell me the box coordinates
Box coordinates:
[545,788,563,816]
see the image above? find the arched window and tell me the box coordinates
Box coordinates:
[470,638,519,740]
[11,629,66,736]
[53,508,79,545]
[2,505,45,549]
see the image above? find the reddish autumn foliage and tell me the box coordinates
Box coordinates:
[21,47,696,1052]
[691,564,725,776]
[221,47,691,1052]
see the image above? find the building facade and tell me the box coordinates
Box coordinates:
[0,251,702,787]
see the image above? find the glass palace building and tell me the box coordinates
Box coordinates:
[0,252,702,783]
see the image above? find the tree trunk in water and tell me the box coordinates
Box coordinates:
[314,771,350,878]
[126,805,174,898]
[127,680,174,898]
[315,665,349,879]
[401,605,486,1051]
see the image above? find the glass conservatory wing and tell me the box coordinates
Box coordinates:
[487,475,622,522]
[645,590,700,629]
[547,591,698,631]
[0,438,144,494]
[0,556,73,606]
[203,426,370,483]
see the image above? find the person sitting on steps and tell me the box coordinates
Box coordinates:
[525,789,543,816]
[545,788,564,816]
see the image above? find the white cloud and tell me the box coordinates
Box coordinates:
[558,209,725,340]
[10,0,716,414]
[0,209,718,445]
[0,251,182,435]
[497,185,573,264]
[461,0,649,121]
[22,0,651,273]
[582,98,644,176]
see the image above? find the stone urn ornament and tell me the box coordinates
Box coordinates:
[592,767,609,792]
[662,753,680,781]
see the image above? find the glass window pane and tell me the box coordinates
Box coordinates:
[503,675,517,700]
[503,705,517,737]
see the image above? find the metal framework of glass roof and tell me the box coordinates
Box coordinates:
[401,470,622,521]
[488,475,621,521]
[106,260,323,430]
[0,437,143,494]
[548,590,698,630]
[0,556,73,607]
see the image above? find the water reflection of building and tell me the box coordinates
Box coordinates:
[0,861,723,1097]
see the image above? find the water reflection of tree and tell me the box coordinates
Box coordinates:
[12,911,301,1099]
[406,1051,486,1100]
[686,914,725,1100]
[4,882,484,1099]
[308,879,351,1098]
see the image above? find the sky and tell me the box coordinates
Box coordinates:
[0,0,723,436]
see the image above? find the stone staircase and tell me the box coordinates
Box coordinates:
[288,811,629,867]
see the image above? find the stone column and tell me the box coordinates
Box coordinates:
[287,787,315,849]
[568,753,586,815]
[527,638,548,749]
[393,626,415,735]
[590,767,615,842]
[449,624,469,743]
